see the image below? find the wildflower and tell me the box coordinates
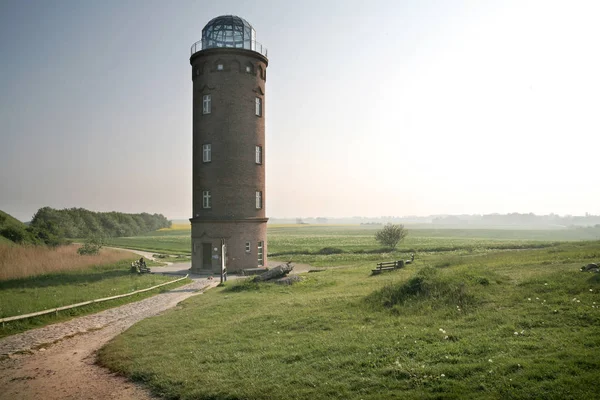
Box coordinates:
[590,289,594,292]
[514,332,519,335]
[441,374,445,377]
[544,283,548,286]
[528,298,531,301]
[520,330,525,334]
[536,297,539,300]
[439,328,446,334]
[444,335,449,340]
[577,300,581,303]
[572,298,577,302]
[489,359,493,363]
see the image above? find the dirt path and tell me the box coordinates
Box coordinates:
[106,247,174,266]
[0,257,315,399]
[0,277,219,400]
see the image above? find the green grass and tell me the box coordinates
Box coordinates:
[97,227,600,399]
[0,259,190,338]
[105,233,191,255]
[103,224,600,260]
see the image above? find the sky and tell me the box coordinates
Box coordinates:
[1,0,599,222]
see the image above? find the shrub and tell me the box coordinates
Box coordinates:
[366,267,476,310]
[78,237,104,256]
[0,226,27,243]
[375,223,408,250]
[316,247,344,255]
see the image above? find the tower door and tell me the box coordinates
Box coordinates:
[202,243,212,269]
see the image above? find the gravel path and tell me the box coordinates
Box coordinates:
[0,249,315,400]
[0,277,219,400]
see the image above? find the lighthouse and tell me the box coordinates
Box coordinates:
[189,16,268,273]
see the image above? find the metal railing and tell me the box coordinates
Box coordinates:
[190,39,268,58]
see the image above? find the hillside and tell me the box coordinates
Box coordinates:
[0,210,41,245]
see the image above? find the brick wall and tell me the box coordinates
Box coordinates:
[189,48,268,272]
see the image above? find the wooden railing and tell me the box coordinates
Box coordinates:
[0,274,189,325]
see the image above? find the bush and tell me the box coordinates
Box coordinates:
[316,247,344,255]
[375,223,408,250]
[78,237,104,256]
[366,267,476,310]
[0,226,27,243]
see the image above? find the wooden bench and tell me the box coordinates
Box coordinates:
[372,260,405,275]
[371,254,415,275]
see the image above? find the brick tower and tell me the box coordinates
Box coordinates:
[189,15,268,273]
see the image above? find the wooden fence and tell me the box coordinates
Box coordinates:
[0,274,189,325]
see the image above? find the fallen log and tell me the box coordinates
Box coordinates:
[581,263,599,273]
[253,263,294,282]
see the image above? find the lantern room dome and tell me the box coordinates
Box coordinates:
[191,15,267,57]
[203,15,254,47]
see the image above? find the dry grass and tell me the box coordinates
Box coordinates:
[0,244,136,281]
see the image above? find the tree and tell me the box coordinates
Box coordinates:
[375,223,408,250]
[77,236,104,255]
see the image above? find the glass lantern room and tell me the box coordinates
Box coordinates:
[191,15,267,57]
[203,15,255,49]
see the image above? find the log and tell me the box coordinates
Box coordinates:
[253,263,294,282]
[275,275,302,285]
[581,263,599,272]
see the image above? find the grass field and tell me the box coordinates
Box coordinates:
[0,248,190,338]
[104,224,600,262]
[98,226,600,399]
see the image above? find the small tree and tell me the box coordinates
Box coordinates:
[77,236,103,255]
[375,223,408,250]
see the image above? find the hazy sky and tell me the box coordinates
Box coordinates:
[1,0,599,221]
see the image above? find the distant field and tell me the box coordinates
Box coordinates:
[104,224,600,261]
[99,234,600,399]
[159,223,190,231]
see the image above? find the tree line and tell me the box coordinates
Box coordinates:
[29,207,171,243]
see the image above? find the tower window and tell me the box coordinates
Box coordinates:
[255,191,262,209]
[255,145,262,164]
[257,241,264,266]
[255,97,262,116]
[217,63,223,71]
[202,144,211,163]
[245,242,251,253]
[202,190,211,209]
[202,95,211,114]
